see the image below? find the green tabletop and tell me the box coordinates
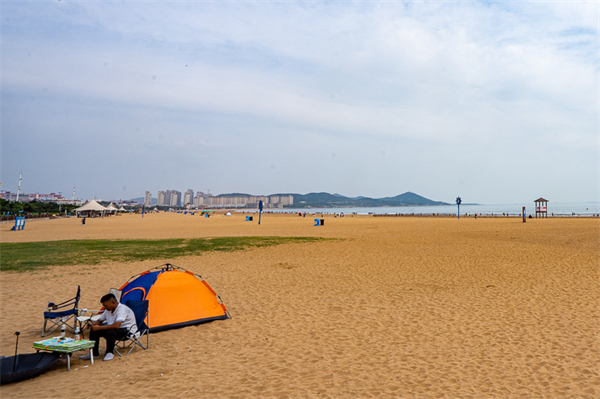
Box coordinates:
[33,337,95,353]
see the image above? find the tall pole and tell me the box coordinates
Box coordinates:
[72,187,76,201]
[12,331,20,373]
[456,196,462,220]
[16,171,22,202]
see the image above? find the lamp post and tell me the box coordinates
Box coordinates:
[456,197,462,219]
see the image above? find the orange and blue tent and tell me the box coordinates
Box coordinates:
[119,263,230,332]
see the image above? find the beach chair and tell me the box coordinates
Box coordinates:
[114,300,149,357]
[42,286,81,337]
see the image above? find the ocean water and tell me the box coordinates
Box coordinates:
[266,202,600,217]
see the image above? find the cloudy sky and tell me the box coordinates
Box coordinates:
[1,1,598,204]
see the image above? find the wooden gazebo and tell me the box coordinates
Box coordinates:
[534,197,549,218]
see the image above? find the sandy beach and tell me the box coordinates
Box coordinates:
[1,212,598,398]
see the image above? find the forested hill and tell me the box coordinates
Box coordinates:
[278,192,449,208]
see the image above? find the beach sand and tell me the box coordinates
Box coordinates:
[1,213,598,398]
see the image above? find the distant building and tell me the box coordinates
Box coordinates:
[0,191,67,203]
[195,193,294,208]
[28,193,63,201]
[183,189,194,206]
[56,198,83,206]
[153,190,293,209]
[168,190,181,207]
[193,192,204,206]
[157,191,167,206]
[269,195,293,206]
[144,191,152,206]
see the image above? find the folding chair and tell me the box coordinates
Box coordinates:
[42,285,81,337]
[109,288,122,302]
[114,300,149,357]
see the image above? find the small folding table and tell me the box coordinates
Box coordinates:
[33,338,95,371]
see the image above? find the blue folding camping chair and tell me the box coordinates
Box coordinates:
[42,286,81,337]
[114,300,149,356]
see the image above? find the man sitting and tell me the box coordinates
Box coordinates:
[80,293,137,361]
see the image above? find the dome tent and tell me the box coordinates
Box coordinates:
[119,264,229,332]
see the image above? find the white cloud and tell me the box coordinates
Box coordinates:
[1,1,597,202]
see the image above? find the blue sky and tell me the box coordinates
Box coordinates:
[1,1,598,204]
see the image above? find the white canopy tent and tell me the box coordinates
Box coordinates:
[74,200,108,217]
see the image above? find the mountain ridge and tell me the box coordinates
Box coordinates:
[286,191,449,208]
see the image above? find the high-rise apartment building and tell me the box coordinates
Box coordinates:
[183,189,194,206]
[168,190,181,207]
[193,192,204,206]
[157,191,167,206]
[144,191,152,206]
[279,195,293,205]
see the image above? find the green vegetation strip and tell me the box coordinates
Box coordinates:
[0,237,324,272]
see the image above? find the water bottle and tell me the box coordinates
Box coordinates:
[60,324,66,338]
[74,326,81,341]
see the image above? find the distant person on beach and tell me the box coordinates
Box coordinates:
[80,293,137,362]
[81,217,86,225]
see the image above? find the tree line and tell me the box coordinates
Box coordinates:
[0,199,78,215]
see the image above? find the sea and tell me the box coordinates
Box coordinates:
[262,201,600,217]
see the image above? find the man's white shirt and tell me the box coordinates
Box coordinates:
[98,303,137,334]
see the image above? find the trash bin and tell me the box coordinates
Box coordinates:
[320,219,325,226]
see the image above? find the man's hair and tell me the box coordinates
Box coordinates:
[100,293,117,303]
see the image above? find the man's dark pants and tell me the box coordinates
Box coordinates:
[90,328,128,356]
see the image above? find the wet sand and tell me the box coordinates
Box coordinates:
[1,213,598,398]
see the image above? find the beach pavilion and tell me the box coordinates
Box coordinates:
[73,199,108,218]
[105,203,119,215]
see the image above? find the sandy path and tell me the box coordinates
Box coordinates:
[1,213,598,398]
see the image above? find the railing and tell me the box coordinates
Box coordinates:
[373,213,600,218]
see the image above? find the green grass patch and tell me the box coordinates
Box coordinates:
[0,236,324,272]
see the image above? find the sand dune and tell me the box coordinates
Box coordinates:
[1,213,598,398]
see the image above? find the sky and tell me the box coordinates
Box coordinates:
[1,1,598,204]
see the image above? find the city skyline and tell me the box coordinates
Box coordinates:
[146,189,294,208]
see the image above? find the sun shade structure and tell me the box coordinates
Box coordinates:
[73,199,108,212]
[73,199,108,217]
[119,264,230,332]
